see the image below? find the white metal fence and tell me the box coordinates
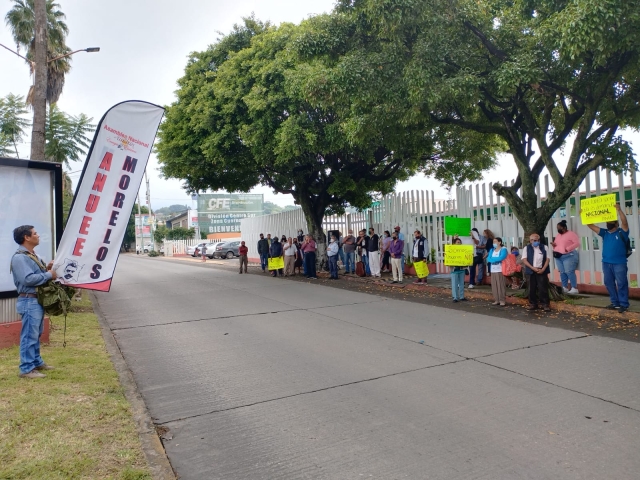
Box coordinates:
[240,168,640,285]
[162,237,241,256]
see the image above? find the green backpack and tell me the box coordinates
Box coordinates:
[12,251,76,317]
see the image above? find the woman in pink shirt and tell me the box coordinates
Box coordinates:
[551,219,580,294]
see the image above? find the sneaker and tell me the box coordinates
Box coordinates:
[568,288,579,295]
[459,298,468,302]
[468,284,475,289]
[19,370,46,379]
[606,304,620,310]
[392,281,398,284]
[562,287,569,294]
[453,299,459,303]
[618,307,628,313]
[542,305,551,311]
[35,363,54,371]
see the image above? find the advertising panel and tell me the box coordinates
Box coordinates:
[197,194,264,234]
[0,158,62,298]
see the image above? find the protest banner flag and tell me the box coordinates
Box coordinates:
[444,245,474,266]
[444,216,471,236]
[268,256,284,270]
[414,260,429,278]
[580,194,617,224]
[52,101,164,291]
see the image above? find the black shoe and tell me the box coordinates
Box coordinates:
[452,299,458,303]
[459,298,468,302]
[606,304,620,310]
[618,306,628,313]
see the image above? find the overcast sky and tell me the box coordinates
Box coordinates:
[1,0,637,209]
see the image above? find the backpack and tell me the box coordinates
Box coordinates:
[12,251,75,317]
[619,231,633,258]
[356,261,366,277]
[501,253,521,276]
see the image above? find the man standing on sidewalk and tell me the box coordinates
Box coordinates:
[302,234,318,279]
[11,225,57,379]
[393,226,406,274]
[327,234,340,279]
[522,233,551,311]
[368,227,381,277]
[389,231,404,284]
[412,230,428,285]
[283,237,297,277]
[238,241,249,274]
[257,234,269,273]
[342,229,356,274]
[584,203,630,313]
[357,229,370,276]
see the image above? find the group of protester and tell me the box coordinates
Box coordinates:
[454,203,630,313]
[257,231,319,279]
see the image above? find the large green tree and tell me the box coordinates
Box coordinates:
[157,16,498,259]
[45,104,93,166]
[338,0,640,236]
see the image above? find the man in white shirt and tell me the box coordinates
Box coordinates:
[327,234,340,279]
[283,237,297,276]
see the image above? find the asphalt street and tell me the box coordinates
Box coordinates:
[95,255,640,479]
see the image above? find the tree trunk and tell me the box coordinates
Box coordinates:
[30,0,47,161]
[298,198,327,272]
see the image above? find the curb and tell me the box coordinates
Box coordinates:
[332,271,640,323]
[90,292,176,480]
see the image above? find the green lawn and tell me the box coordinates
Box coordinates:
[0,293,151,480]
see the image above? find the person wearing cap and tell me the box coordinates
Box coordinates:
[412,230,428,285]
[238,241,249,274]
[551,219,580,294]
[257,234,269,272]
[393,226,406,274]
[583,203,630,313]
[389,230,404,283]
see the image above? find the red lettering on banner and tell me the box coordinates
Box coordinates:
[72,238,86,256]
[86,194,100,213]
[92,173,108,192]
[99,152,113,171]
[79,216,92,235]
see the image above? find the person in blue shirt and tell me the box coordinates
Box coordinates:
[10,225,57,379]
[485,236,508,306]
[584,203,630,312]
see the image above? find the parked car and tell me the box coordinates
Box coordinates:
[136,243,153,254]
[214,241,241,259]
[187,242,208,257]
[205,242,224,259]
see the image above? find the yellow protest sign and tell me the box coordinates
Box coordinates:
[580,194,617,224]
[414,260,429,279]
[268,256,284,270]
[444,244,474,267]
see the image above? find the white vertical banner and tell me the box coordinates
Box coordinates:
[53,101,164,291]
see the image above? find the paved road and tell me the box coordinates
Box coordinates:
[96,255,640,479]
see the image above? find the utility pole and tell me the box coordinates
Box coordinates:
[137,194,143,254]
[145,170,155,249]
[30,0,47,160]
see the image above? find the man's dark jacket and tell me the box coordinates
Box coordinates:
[258,238,269,255]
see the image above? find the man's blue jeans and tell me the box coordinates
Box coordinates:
[328,255,338,278]
[260,253,268,271]
[603,262,629,308]
[302,252,308,276]
[556,250,579,289]
[345,251,355,273]
[17,297,45,374]
[362,255,371,275]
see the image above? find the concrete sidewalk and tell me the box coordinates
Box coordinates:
[99,255,640,479]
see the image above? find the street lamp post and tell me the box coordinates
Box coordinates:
[0,36,100,161]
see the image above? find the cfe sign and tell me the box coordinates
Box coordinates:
[53,101,164,291]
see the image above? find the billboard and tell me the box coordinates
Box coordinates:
[135,214,152,237]
[197,194,263,234]
[0,158,63,298]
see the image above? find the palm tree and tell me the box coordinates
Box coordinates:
[45,104,94,166]
[0,93,30,157]
[5,0,71,105]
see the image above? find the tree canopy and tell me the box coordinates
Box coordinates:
[156,16,500,246]
[336,0,640,234]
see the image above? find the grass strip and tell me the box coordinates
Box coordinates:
[0,293,151,480]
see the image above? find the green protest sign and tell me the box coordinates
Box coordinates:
[444,217,471,236]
